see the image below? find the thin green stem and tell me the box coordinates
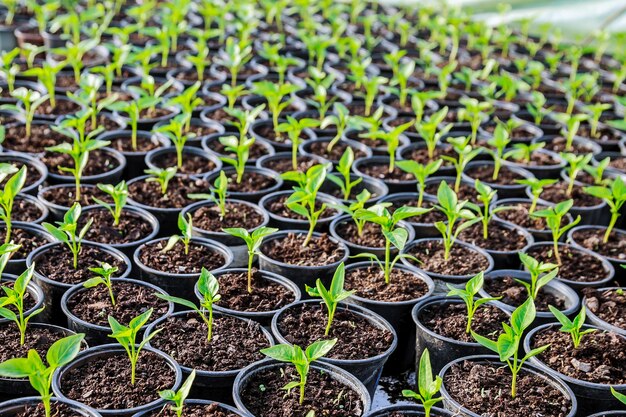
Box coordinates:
[604,214,618,243]
[247,254,253,294]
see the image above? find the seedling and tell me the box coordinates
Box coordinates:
[397,159,442,208]
[145,167,178,195]
[473,180,508,240]
[219,135,254,184]
[93,181,128,227]
[552,113,589,152]
[457,97,492,145]
[218,37,253,87]
[261,339,337,405]
[549,306,596,349]
[402,349,443,417]
[518,253,559,300]
[583,157,610,186]
[560,152,592,197]
[434,181,481,261]
[582,103,612,139]
[411,91,444,126]
[21,61,64,110]
[159,370,196,417]
[447,272,500,334]
[276,116,320,170]
[162,213,194,256]
[0,166,26,244]
[319,103,352,151]
[525,92,552,125]
[304,68,336,121]
[108,308,161,385]
[416,107,453,161]
[354,203,430,284]
[251,81,299,135]
[0,48,20,94]
[222,226,279,293]
[327,148,362,201]
[366,121,413,173]
[156,268,221,342]
[154,114,195,169]
[0,334,84,417]
[0,264,44,346]
[531,200,581,265]
[504,142,546,165]
[472,298,549,398]
[584,177,626,243]
[168,82,204,132]
[387,57,415,107]
[305,263,355,336]
[84,262,119,307]
[331,190,372,238]
[611,387,626,405]
[486,123,512,180]
[442,136,482,193]
[107,97,160,151]
[0,88,49,138]
[516,178,558,214]
[189,170,229,220]
[42,203,93,269]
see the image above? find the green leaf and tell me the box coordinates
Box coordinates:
[46,333,84,368]
[261,344,295,362]
[305,338,337,361]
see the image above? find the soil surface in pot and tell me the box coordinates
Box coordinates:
[0,324,66,363]
[540,182,602,207]
[0,160,41,188]
[277,302,394,360]
[484,277,566,311]
[207,139,268,160]
[223,171,276,193]
[150,313,267,371]
[191,202,265,231]
[109,135,164,153]
[67,281,169,327]
[443,360,572,416]
[307,141,367,161]
[40,185,111,208]
[60,351,176,410]
[129,177,209,209]
[525,245,608,283]
[0,227,49,258]
[335,221,388,248]
[240,365,365,417]
[496,202,567,230]
[400,146,455,168]
[584,288,626,332]
[387,199,446,223]
[358,163,414,182]
[344,265,430,302]
[143,403,239,417]
[216,270,295,312]
[420,302,506,342]
[138,240,225,274]
[34,99,82,116]
[406,240,490,276]
[12,402,86,417]
[459,223,529,252]
[42,149,120,177]
[35,245,127,285]
[424,182,479,204]
[261,233,344,267]
[509,150,561,167]
[151,152,217,175]
[571,229,626,261]
[267,194,337,220]
[13,198,44,222]
[81,209,154,245]
[542,136,595,154]
[464,165,524,185]
[531,328,626,384]
[2,124,66,153]
[262,156,319,174]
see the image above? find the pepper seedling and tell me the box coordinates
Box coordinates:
[154,114,195,169]
[219,134,254,184]
[504,142,546,165]
[531,200,581,265]
[261,339,337,405]
[189,170,229,220]
[516,178,558,214]
[402,349,443,417]
[106,97,160,151]
[472,298,549,398]
[447,272,500,334]
[366,121,413,173]
[319,103,353,151]
[159,370,196,417]
[397,159,442,208]
[168,82,204,132]
[156,268,221,342]
[473,180,508,240]
[584,177,626,243]
[42,203,93,269]
[331,190,372,238]
[0,334,84,417]
[218,37,253,87]
[486,123,511,180]
[0,165,26,244]
[276,116,320,170]
[411,91,444,126]
[305,262,355,336]
[582,157,610,186]
[442,136,482,194]
[93,181,128,227]
[108,308,161,385]
[21,61,64,110]
[145,167,178,195]
[525,92,552,125]
[0,88,49,138]
[518,253,559,300]
[548,306,596,349]
[551,113,589,152]
[327,148,363,201]
[0,264,44,346]
[222,226,279,293]
[251,81,300,136]
[560,152,593,197]
[84,262,119,307]
[457,97,492,145]
[162,213,193,256]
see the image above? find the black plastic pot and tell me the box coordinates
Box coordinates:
[320,175,389,204]
[1,222,53,274]
[523,242,615,291]
[133,237,233,300]
[46,147,126,186]
[0,396,102,416]
[461,161,534,199]
[505,148,566,179]
[260,190,342,232]
[583,287,626,337]
[144,145,222,178]
[0,151,48,195]
[271,300,397,397]
[201,133,276,165]
[37,184,101,220]
[299,138,373,164]
[353,156,418,194]
[52,344,183,417]
[257,230,349,292]
[60,278,174,346]
[524,323,625,415]
[401,238,495,283]
[531,185,608,226]
[132,399,248,417]
[27,242,132,324]
[145,310,273,405]
[567,225,626,277]
[205,268,301,326]
[364,405,455,417]
[586,411,626,417]
[14,193,49,224]
[232,359,371,416]
[439,355,577,417]
[204,167,283,204]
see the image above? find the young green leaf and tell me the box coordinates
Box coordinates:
[159,370,196,417]
[548,306,596,349]
[42,203,93,269]
[84,262,119,307]
[446,272,501,334]
[402,349,443,417]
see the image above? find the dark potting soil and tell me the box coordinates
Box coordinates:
[344,265,430,302]
[511,150,561,167]
[0,160,40,188]
[277,302,394,360]
[216,270,295,312]
[584,288,626,332]
[207,138,269,160]
[387,198,447,223]
[255,125,311,144]
[420,302,507,342]
[2,124,66,153]
[261,233,345,267]
[67,281,169,327]
[191,202,265,231]
[464,165,524,185]
[307,141,367,161]
[358,163,414,182]
[267,194,337,220]
[540,181,602,207]
[202,108,239,124]
[40,185,111,208]
[85,113,127,132]
[0,324,69,363]
[42,148,120,177]
[424,182,479,204]
[151,152,217,175]
[143,403,240,417]
[336,221,388,248]
[496,202,567,230]
[443,360,572,417]
[401,146,455,167]
[13,197,44,222]
[128,176,209,209]
[34,99,82,116]
[542,136,595,154]
[525,245,608,283]
[138,107,174,120]
[578,125,622,143]
[608,156,626,172]
[571,228,626,261]
[406,240,490,277]
[35,245,127,285]
[109,135,164,152]
[13,402,85,417]
[262,156,319,174]
[81,208,154,245]
[484,276,566,311]
[532,327,626,384]
[240,365,365,417]
[138,240,225,274]
[150,313,268,371]
[60,351,176,410]
[224,171,277,193]
[458,222,529,252]
[0,227,49,258]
